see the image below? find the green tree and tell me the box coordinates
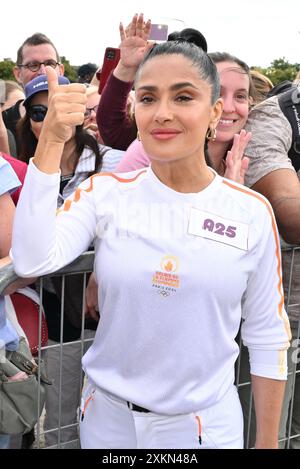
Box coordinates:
[61,56,78,82]
[253,58,300,86]
[0,60,15,81]
[0,57,79,82]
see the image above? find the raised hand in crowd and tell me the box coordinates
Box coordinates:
[224,129,251,185]
[115,13,153,82]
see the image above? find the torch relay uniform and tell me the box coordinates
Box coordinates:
[11,161,291,449]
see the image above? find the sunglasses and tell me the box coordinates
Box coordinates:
[27,104,48,122]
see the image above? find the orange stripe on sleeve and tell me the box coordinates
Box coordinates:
[57,170,147,215]
[195,416,202,445]
[222,180,291,341]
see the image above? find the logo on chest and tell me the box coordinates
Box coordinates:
[188,208,249,251]
[152,255,180,298]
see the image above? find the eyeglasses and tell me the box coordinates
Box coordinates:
[27,104,48,122]
[18,60,60,72]
[84,105,99,118]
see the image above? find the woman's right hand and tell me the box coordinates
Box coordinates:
[42,66,87,145]
[33,67,87,173]
[114,13,152,81]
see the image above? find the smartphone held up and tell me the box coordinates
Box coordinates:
[98,47,121,94]
[149,23,169,42]
[98,22,169,94]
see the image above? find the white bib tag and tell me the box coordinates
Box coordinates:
[188,207,249,251]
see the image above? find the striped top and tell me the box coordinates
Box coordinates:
[57,144,124,206]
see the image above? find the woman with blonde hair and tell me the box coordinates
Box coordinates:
[250,70,273,104]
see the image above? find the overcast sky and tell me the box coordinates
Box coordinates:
[2,0,299,69]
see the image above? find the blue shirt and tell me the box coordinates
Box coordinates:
[0,156,21,196]
[0,156,21,351]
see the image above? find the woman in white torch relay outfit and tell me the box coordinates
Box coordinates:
[11,39,291,449]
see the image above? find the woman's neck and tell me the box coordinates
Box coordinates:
[151,154,214,193]
[60,139,78,175]
[207,140,231,176]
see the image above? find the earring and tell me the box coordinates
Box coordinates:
[137,130,141,141]
[206,127,217,142]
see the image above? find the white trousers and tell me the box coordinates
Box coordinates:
[79,383,243,449]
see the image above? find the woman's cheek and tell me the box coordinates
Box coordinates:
[30,120,43,140]
[238,103,249,123]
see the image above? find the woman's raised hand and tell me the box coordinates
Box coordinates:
[224,130,252,185]
[119,13,153,70]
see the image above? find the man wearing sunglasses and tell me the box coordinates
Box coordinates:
[2,33,64,147]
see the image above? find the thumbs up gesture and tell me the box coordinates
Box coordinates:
[42,66,87,144]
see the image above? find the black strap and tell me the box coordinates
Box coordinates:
[278,86,300,171]
[9,351,53,385]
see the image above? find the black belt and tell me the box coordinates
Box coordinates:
[127,402,150,413]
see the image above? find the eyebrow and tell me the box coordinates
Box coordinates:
[137,82,198,92]
[220,86,248,93]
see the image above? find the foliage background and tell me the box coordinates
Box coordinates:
[0,56,299,86]
[252,58,300,85]
[0,56,78,82]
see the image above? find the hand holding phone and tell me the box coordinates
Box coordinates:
[98,47,121,94]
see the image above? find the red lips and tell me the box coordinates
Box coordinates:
[150,128,181,135]
[150,128,182,140]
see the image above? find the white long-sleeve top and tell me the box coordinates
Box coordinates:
[11,161,291,414]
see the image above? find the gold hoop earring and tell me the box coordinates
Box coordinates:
[137,131,141,141]
[206,128,217,142]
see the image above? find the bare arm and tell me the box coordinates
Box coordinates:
[0,256,36,295]
[0,195,35,293]
[0,108,10,154]
[97,13,152,149]
[0,192,15,257]
[251,169,300,244]
[251,375,286,448]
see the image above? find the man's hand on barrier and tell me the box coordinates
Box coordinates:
[85,273,100,322]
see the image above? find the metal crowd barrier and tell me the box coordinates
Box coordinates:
[0,249,299,449]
